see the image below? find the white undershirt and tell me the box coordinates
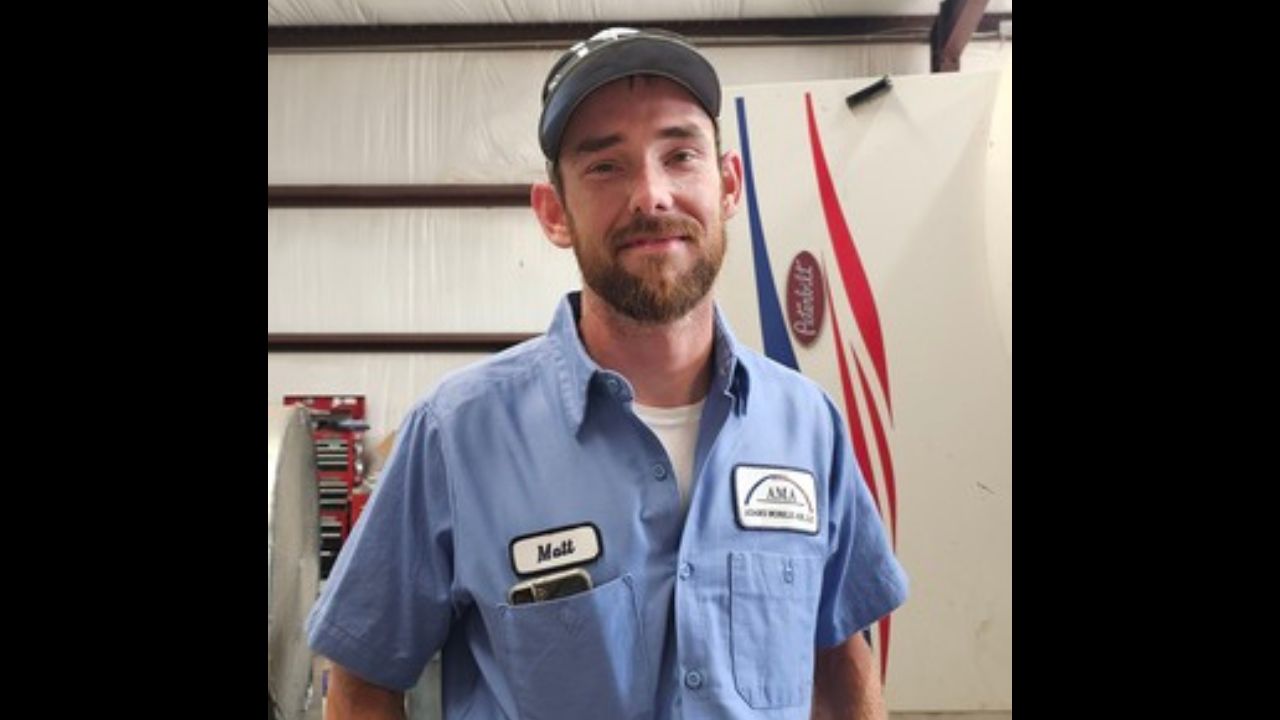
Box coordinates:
[632,398,706,514]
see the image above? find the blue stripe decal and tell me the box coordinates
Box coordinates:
[735,96,798,370]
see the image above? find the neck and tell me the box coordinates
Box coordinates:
[578,288,716,407]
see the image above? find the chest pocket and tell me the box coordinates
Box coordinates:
[495,573,651,720]
[729,551,823,709]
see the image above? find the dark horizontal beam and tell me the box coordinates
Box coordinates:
[268,15,1011,51]
[268,333,537,353]
[268,184,531,208]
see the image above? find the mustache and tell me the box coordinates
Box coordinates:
[609,214,703,248]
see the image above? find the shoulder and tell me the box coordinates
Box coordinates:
[736,344,839,415]
[407,334,557,425]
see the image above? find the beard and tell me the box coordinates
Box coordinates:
[569,211,726,324]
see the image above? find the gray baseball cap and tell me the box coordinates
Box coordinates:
[538,27,721,161]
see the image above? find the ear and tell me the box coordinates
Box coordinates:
[531,182,573,249]
[718,150,745,220]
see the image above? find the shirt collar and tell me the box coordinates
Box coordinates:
[547,291,751,434]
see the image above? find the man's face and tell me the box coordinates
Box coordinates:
[555,76,736,324]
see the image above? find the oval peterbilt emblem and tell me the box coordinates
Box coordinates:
[786,251,824,347]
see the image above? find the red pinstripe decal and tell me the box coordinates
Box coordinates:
[879,613,892,684]
[822,265,881,515]
[855,355,898,545]
[805,92,892,418]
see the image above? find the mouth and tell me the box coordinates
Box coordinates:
[618,235,688,252]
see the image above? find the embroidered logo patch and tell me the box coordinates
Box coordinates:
[509,523,602,576]
[734,465,819,534]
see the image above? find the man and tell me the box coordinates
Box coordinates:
[307,27,908,720]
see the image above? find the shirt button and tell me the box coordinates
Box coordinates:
[652,464,668,479]
[678,562,693,579]
[684,670,704,690]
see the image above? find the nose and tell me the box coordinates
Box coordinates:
[628,158,674,216]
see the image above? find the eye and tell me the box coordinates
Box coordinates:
[586,161,620,176]
[668,149,698,165]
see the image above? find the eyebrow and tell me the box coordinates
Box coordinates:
[571,124,709,156]
[572,133,623,155]
[657,124,707,142]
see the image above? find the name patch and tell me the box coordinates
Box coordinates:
[509,523,602,576]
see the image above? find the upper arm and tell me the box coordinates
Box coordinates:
[815,396,908,647]
[324,661,406,720]
[306,404,457,689]
[815,630,874,678]
[813,632,884,720]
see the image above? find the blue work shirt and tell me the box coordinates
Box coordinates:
[307,291,908,719]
